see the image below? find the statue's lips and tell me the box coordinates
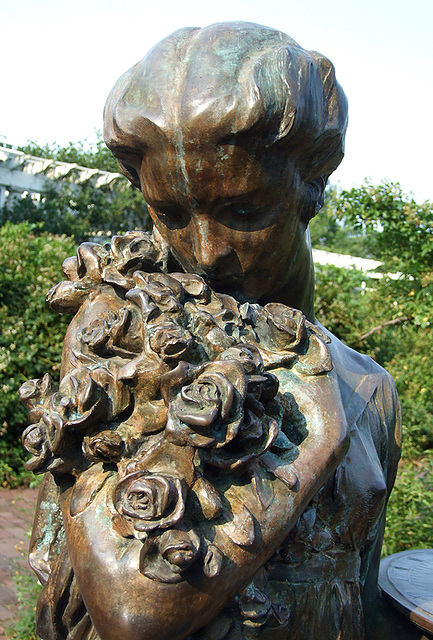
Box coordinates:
[203,273,257,302]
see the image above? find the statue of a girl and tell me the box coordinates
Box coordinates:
[21,22,402,640]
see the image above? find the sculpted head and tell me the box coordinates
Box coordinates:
[104,22,348,307]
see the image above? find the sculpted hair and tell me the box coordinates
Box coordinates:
[104,22,348,202]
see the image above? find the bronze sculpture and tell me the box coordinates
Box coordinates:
[21,22,402,640]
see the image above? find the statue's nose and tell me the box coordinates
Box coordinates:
[195,244,238,280]
[192,218,238,280]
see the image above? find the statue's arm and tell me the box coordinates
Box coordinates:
[56,367,349,640]
[22,257,350,640]
[360,373,402,616]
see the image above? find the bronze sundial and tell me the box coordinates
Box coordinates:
[380,549,433,634]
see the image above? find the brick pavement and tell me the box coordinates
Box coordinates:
[0,488,39,639]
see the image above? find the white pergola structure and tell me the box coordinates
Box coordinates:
[0,145,122,208]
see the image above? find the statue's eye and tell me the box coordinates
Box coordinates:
[117,160,141,189]
[217,196,262,221]
[231,206,253,217]
[216,196,270,231]
[154,205,188,230]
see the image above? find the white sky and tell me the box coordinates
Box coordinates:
[2,0,432,202]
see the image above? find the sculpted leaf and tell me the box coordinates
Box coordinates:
[221,496,256,549]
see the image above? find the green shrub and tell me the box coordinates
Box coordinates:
[383,451,433,556]
[0,222,76,486]
[0,179,150,244]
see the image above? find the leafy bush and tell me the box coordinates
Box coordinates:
[382,452,433,556]
[312,180,433,328]
[0,177,150,244]
[0,222,76,486]
[309,186,370,257]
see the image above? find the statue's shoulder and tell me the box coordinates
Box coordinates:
[321,325,396,389]
[320,325,400,433]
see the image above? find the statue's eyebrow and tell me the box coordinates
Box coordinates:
[211,189,263,207]
[146,199,187,211]
[109,144,143,159]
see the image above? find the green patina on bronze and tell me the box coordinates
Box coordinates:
[20,22,405,640]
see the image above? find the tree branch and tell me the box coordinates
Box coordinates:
[356,316,410,344]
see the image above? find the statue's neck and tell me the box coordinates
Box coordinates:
[258,236,316,323]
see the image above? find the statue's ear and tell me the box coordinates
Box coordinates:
[304,176,327,224]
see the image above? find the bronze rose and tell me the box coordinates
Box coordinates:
[147,322,193,363]
[79,309,131,357]
[170,272,211,303]
[205,412,279,472]
[19,372,103,474]
[83,430,125,462]
[19,373,57,422]
[21,415,58,473]
[140,529,202,583]
[110,231,164,274]
[264,304,307,351]
[113,471,186,538]
[51,369,108,432]
[165,360,247,448]
[217,343,264,375]
[21,411,78,474]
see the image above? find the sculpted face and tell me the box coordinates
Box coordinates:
[104,22,347,312]
[137,141,312,303]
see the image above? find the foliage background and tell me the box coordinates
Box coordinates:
[1,141,432,555]
[0,222,76,486]
[311,183,433,555]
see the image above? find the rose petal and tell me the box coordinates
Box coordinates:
[203,543,223,578]
[46,281,89,314]
[221,497,256,548]
[76,242,108,280]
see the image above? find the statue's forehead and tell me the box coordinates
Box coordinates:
[141,140,271,204]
